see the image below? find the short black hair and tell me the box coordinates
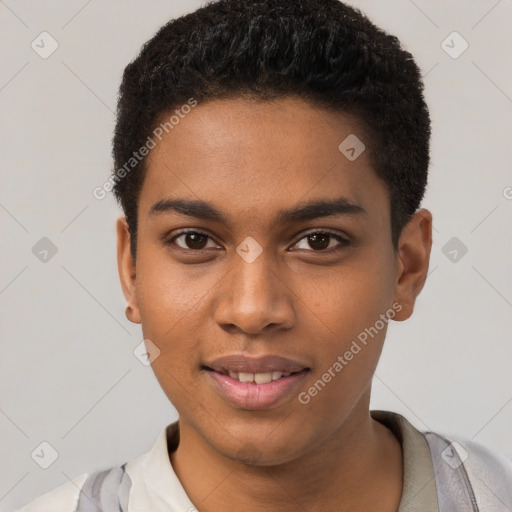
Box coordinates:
[112,0,430,260]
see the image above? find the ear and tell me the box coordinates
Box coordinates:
[392,209,433,321]
[116,216,141,324]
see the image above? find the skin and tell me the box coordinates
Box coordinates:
[117,96,432,512]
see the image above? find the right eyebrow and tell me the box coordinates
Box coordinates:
[149,198,227,223]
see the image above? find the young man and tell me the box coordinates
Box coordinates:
[17,0,512,511]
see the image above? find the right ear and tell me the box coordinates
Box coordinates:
[116,216,141,324]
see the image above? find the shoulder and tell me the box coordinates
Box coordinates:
[14,423,172,512]
[15,463,134,512]
[424,430,512,509]
[15,472,89,512]
[425,429,512,474]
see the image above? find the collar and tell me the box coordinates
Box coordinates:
[371,410,439,512]
[126,410,438,511]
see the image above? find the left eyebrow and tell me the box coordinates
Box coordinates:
[274,197,366,225]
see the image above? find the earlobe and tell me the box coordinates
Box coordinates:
[116,216,141,324]
[392,209,433,322]
[125,304,140,324]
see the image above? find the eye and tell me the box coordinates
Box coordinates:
[168,230,220,251]
[291,231,350,252]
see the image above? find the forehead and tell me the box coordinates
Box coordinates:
[139,96,388,226]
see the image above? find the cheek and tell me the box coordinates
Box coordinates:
[136,258,208,406]
[135,246,214,332]
[134,246,234,390]
[292,251,396,410]
[301,253,395,345]
[294,264,393,422]
[134,260,206,389]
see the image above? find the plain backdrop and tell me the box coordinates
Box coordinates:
[1,0,511,509]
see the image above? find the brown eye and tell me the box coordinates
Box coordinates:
[307,233,330,250]
[292,231,349,252]
[171,231,218,250]
[184,233,207,249]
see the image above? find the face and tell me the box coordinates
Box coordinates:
[117,96,431,465]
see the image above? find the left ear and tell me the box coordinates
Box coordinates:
[392,208,433,321]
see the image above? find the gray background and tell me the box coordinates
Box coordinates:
[1,0,511,509]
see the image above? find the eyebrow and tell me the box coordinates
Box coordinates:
[149,196,366,225]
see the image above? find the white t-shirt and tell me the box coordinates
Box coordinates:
[16,410,439,511]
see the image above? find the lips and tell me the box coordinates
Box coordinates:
[203,354,310,410]
[204,354,309,374]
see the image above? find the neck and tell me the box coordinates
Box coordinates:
[169,397,403,512]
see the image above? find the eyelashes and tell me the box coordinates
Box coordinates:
[165,229,351,254]
[169,230,219,251]
[291,231,349,252]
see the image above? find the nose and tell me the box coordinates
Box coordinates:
[213,252,296,335]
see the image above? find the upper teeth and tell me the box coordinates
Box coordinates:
[228,371,292,383]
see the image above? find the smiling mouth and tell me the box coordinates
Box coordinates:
[203,367,307,384]
[203,365,310,410]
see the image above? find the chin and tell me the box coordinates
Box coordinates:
[215,430,306,467]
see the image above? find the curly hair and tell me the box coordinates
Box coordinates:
[111,0,430,260]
